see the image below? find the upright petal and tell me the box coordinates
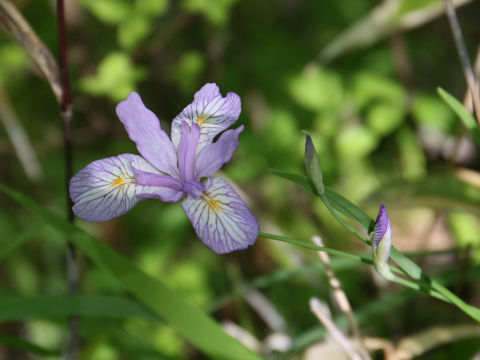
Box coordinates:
[195,126,243,179]
[182,177,258,254]
[177,122,200,183]
[116,92,179,178]
[171,83,241,152]
[70,154,182,222]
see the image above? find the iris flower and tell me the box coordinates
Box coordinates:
[69,83,259,254]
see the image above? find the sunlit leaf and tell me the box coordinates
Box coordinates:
[77,0,132,24]
[438,87,480,144]
[335,125,378,159]
[79,52,145,101]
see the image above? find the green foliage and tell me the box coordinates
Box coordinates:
[78,0,132,24]
[0,44,27,83]
[3,0,480,357]
[169,51,206,94]
[336,125,378,159]
[448,211,480,263]
[367,102,405,136]
[182,0,238,27]
[438,87,480,144]
[0,183,262,360]
[288,65,343,112]
[79,52,146,101]
[413,93,456,133]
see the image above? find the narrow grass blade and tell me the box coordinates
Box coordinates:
[438,87,480,144]
[0,294,159,322]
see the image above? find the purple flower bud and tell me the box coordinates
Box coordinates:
[372,204,392,265]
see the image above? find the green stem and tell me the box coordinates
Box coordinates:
[319,193,370,245]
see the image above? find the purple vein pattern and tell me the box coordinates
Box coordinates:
[69,83,259,254]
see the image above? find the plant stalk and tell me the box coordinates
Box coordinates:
[57,0,79,358]
[443,0,480,125]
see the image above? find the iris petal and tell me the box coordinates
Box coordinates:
[195,126,243,179]
[171,83,241,152]
[182,177,258,254]
[70,154,181,222]
[116,92,179,178]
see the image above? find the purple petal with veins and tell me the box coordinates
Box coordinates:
[171,83,241,152]
[182,177,259,254]
[70,154,179,222]
[195,126,243,179]
[373,204,390,250]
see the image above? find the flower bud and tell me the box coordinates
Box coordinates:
[372,205,392,267]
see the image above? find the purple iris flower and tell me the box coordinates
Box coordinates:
[372,204,392,264]
[69,83,259,254]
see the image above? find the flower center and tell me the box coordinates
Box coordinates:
[197,114,206,126]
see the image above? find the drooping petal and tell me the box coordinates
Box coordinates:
[182,177,258,254]
[195,126,243,179]
[171,83,241,152]
[116,92,179,178]
[70,154,181,222]
[177,122,200,183]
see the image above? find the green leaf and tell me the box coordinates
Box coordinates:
[353,72,405,108]
[335,125,379,159]
[77,0,132,24]
[367,102,405,136]
[169,51,206,94]
[438,87,480,144]
[79,52,145,102]
[0,294,159,322]
[117,16,152,50]
[324,188,374,232]
[0,333,59,356]
[182,0,238,27]
[413,93,456,133]
[304,134,325,195]
[270,168,374,230]
[287,65,343,112]
[269,169,318,194]
[0,183,262,360]
[136,0,169,17]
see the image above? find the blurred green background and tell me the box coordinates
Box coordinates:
[1,0,480,358]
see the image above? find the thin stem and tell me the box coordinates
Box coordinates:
[57,0,79,358]
[443,0,480,125]
[319,193,370,245]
